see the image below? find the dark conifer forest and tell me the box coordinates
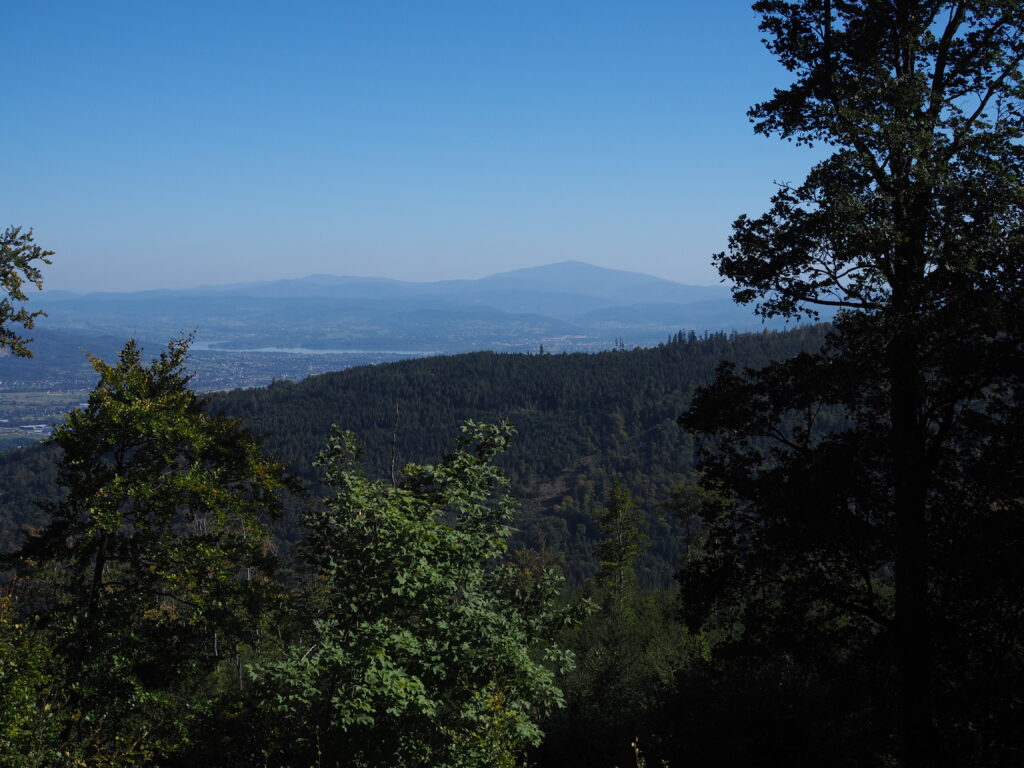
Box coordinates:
[3,1,1024,766]
[0,327,828,586]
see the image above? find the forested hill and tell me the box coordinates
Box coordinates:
[0,325,829,586]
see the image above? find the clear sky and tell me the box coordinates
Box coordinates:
[4,1,821,293]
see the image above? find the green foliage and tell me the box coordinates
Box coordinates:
[532,482,691,768]
[252,421,578,768]
[591,479,646,607]
[0,589,62,768]
[0,226,52,358]
[539,587,691,768]
[536,492,696,768]
[5,337,287,765]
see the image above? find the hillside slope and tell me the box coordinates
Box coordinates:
[0,325,830,585]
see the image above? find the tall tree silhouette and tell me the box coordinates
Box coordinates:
[681,3,1024,765]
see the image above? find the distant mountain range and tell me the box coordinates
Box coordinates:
[35,261,797,353]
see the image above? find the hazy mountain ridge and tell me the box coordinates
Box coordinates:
[33,261,787,354]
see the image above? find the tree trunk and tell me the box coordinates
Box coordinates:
[889,297,932,768]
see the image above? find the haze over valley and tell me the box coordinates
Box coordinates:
[32,261,777,355]
[0,260,794,447]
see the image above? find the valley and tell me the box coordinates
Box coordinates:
[0,261,794,450]
[24,261,792,357]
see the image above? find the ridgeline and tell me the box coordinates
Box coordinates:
[0,325,828,586]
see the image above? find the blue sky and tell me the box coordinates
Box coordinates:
[4,1,821,292]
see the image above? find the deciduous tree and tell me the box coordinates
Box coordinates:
[253,421,578,768]
[8,337,287,765]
